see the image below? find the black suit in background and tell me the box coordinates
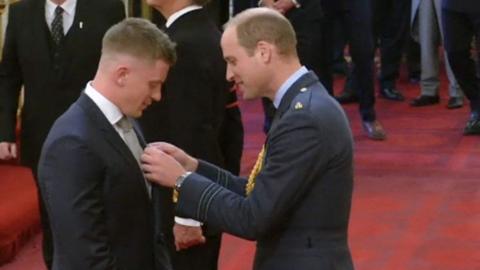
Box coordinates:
[150,0,228,31]
[176,72,354,270]
[372,0,411,91]
[0,0,125,267]
[205,0,230,28]
[234,0,257,15]
[442,0,480,116]
[38,94,172,270]
[139,8,244,270]
[285,0,328,91]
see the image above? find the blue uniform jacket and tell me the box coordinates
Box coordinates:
[175,72,355,270]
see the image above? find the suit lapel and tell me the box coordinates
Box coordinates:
[60,0,88,80]
[76,94,141,170]
[131,120,153,203]
[133,121,147,148]
[76,94,152,203]
[65,0,87,40]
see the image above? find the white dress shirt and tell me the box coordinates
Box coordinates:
[165,5,202,28]
[84,82,123,137]
[45,0,77,34]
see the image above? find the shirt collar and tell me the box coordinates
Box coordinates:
[46,0,77,17]
[84,82,124,125]
[273,66,309,108]
[165,5,202,28]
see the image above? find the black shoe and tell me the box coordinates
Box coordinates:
[362,120,386,140]
[380,88,404,101]
[410,95,440,107]
[446,97,463,109]
[464,114,480,135]
[335,90,358,104]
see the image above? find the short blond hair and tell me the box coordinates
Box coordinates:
[225,8,297,56]
[102,18,176,65]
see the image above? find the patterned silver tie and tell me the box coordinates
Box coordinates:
[51,6,64,45]
[116,116,151,197]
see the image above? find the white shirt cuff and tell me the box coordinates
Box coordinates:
[174,216,203,227]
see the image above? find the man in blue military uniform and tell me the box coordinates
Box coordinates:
[141,8,355,270]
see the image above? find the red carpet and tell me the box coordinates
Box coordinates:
[0,165,40,265]
[1,73,479,270]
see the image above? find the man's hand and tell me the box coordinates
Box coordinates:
[0,142,17,160]
[147,142,198,172]
[273,0,296,14]
[141,146,186,187]
[173,223,206,251]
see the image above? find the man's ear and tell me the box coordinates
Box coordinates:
[256,41,273,63]
[115,66,128,87]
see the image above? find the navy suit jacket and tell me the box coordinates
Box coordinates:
[0,0,125,169]
[442,0,480,12]
[38,94,172,270]
[175,72,355,270]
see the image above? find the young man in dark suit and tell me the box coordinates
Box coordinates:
[142,8,355,270]
[140,0,244,269]
[0,0,124,267]
[37,18,176,270]
[442,0,480,134]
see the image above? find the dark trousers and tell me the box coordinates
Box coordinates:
[323,0,377,121]
[287,8,331,93]
[373,0,410,89]
[406,36,421,79]
[442,8,480,114]
[331,17,349,75]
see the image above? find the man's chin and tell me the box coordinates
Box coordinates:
[242,93,253,100]
[130,111,143,118]
[242,91,259,100]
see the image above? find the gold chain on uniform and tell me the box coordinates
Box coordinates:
[246,145,266,195]
[174,145,266,200]
[173,189,179,203]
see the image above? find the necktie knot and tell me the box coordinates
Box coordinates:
[55,6,64,16]
[116,116,133,133]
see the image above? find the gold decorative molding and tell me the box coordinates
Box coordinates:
[141,1,152,20]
